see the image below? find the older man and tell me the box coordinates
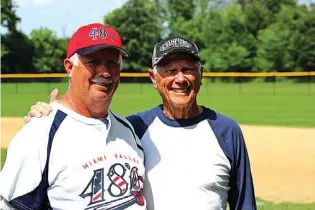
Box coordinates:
[0,23,146,210]
[22,36,256,210]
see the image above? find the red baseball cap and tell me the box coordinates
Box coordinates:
[66,23,129,58]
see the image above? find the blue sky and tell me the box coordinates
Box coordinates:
[2,0,314,37]
[1,0,128,37]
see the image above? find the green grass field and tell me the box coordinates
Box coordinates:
[1,81,315,209]
[1,81,315,126]
[1,148,6,169]
[254,199,315,210]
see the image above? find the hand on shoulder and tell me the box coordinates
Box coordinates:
[24,88,59,123]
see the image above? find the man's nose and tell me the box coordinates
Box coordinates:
[175,71,185,83]
[96,62,110,74]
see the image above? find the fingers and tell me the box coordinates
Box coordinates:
[24,90,56,124]
[28,101,52,118]
[49,88,59,104]
[24,116,31,123]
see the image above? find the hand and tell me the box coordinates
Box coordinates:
[24,89,59,123]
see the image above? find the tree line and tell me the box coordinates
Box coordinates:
[1,0,315,74]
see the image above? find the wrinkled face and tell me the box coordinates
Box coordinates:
[150,53,203,107]
[69,48,121,103]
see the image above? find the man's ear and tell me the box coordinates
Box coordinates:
[64,59,74,77]
[199,64,204,86]
[148,68,157,89]
[201,64,204,77]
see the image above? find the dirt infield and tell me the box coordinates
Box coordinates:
[1,117,315,203]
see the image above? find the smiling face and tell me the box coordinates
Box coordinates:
[149,53,203,109]
[65,48,122,107]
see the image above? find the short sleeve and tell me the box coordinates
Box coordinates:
[0,121,48,208]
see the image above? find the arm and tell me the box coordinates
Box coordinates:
[228,125,257,210]
[0,121,48,209]
[24,89,59,123]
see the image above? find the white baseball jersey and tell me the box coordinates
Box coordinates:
[0,102,146,210]
[127,105,256,210]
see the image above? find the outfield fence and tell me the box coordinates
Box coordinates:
[1,71,315,78]
[1,72,315,96]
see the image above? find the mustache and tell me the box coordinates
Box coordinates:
[90,76,114,84]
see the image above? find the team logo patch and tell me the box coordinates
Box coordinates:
[159,38,192,52]
[80,163,144,209]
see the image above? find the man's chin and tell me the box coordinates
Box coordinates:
[90,85,117,101]
[90,91,113,102]
[168,95,195,105]
[91,97,109,102]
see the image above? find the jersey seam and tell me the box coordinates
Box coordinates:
[10,200,33,210]
[112,113,144,152]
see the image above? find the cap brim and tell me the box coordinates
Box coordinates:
[77,45,129,57]
[153,48,200,66]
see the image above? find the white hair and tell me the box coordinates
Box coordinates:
[69,53,80,66]
[118,54,123,70]
[153,65,158,74]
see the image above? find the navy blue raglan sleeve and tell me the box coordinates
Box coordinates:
[228,124,257,210]
[126,108,159,140]
[126,114,148,140]
[207,110,257,210]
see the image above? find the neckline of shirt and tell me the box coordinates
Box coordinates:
[52,101,112,128]
[156,104,210,127]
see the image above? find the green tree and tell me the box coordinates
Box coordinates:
[264,0,296,18]
[237,0,297,22]
[255,4,307,73]
[1,32,35,74]
[294,5,315,71]
[255,27,288,72]
[1,0,20,58]
[244,0,270,38]
[158,0,195,35]
[167,0,195,21]
[1,0,20,33]
[199,9,227,72]
[1,0,35,74]
[240,1,269,71]
[104,0,162,72]
[30,28,67,73]
[200,5,253,73]
[164,0,233,51]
